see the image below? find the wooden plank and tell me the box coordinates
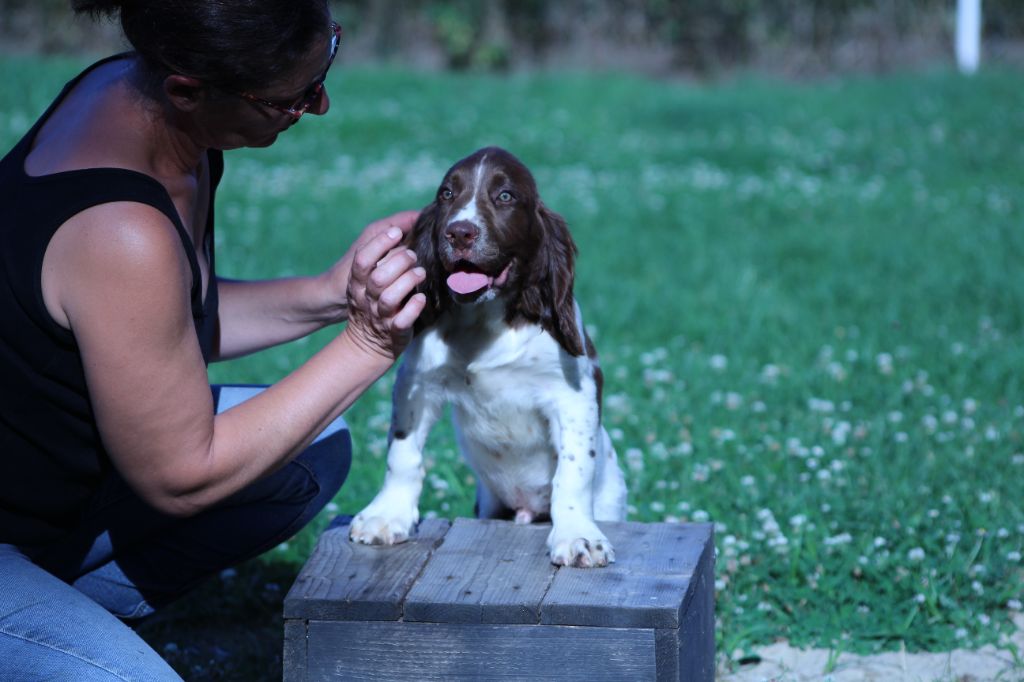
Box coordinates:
[541,522,713,629]
[283,517,451,621]
[282,620,306,682]
[655,629,680,682]
[305,620,657,680]
[404,518,557,624]
[678,529,716,682]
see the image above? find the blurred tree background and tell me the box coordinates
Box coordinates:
[2,0,1023,77]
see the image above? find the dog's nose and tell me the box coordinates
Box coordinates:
[445,220,479,249]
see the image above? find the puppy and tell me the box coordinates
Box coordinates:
[349,147,627,567]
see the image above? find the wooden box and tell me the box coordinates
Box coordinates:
[284,517,715,681]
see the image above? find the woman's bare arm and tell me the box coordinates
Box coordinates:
[43,202,424,517]
[211,210,421,360]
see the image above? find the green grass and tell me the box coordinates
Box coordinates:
[2,54,1023,678]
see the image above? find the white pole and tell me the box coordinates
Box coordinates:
[956,0,982,74]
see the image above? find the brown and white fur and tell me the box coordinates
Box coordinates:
[349,147,627,567]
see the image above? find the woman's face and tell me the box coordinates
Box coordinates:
[196,22,337,150]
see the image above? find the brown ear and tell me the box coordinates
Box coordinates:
[406,202,447,332]
[516,203,584,356]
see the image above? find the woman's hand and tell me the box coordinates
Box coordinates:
[343,225,426,361]
[322,210,420,323]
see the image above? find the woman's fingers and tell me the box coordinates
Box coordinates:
[369,249,418,296]
[377,266,426,316]
[392,292,427,331]
[351,227,404,285]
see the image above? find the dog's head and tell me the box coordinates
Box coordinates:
[407,147,584,356]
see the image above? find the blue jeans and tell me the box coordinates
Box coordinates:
[0,386,350,681]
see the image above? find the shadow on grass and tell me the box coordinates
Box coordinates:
[133,557,302,681]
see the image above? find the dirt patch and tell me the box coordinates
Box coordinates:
[721,616,1024,681]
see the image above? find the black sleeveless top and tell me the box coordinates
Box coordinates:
[0,54,221,547]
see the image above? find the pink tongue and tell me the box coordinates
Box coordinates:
[447,271,490,295]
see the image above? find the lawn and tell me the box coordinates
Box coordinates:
[1,54,1022,679]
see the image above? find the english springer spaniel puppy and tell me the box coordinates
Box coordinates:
[349,147,627,567]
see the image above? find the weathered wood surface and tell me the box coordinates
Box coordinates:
[284,517,451,621]
[542,522,714,628]
[304,621,658,681]
[403,518,558,624]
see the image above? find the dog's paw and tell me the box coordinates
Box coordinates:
[349,508,418,545]
[547,526,615,568]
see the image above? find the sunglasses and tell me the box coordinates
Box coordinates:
[228,21,342,120]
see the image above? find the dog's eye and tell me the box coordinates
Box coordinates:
[497,191,514,203]
[439,188,454,201]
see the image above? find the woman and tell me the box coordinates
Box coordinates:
[0,0,425,678]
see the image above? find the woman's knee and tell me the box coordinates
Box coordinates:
[297,418,351,506]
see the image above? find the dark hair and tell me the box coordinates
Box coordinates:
[72,0,331,91]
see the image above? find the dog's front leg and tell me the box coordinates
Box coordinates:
[546,392,615,568]
[350,360,442,545]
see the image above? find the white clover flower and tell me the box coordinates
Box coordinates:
[873,537,888,548]
[741,475,756,487]
[760,364,780,383]
[709,354,728,371]
[827,362,846,381]
[1007,551,1022,562]
[971,580,984,595]
[691,463,709,482]
[725,392,743,410]
[888,411,904,423]
[692,509,710,523]
[1012,453,1024,466]
[963,398,978,414]
[677,501,691,512]
[955,627,968,639]
[824,532,853,546]
[624,447,644,473]
[817,469,832,481]
[876,353,894,374]
[908,547,926,562]
[978,613,991,626]
[921,414,938,433]
[790,514,808,528]
[914,593,926,604]
[894,432,909,443]
[757,601,773,612]
[979,491,994,504]
[808,397,835,413]
[942,410,958,425]
[643,368,674,384]
[650,501,666,513]
[1008,599,1023,611]
[997,527,1010,538]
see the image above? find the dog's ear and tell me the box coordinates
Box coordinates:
[517,202,585,357]
[406,202,447,332]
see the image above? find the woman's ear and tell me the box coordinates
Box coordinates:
[518,202,584,356]
[162,74,206,112]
